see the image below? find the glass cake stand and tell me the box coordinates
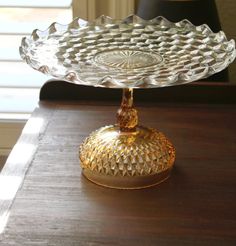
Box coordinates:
[20,15,235,189]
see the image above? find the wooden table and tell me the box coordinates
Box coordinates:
[0,101,236,245]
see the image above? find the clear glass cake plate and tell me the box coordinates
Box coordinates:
[20,15,236,189]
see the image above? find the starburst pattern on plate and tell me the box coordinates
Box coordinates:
[94,49,163,69]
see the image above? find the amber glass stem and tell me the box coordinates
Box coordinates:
[117,88,138,132]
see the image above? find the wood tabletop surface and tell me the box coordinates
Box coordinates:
[0,100,236,245]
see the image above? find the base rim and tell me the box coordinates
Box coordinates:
[82,168,172,189]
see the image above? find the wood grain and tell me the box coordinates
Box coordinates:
[0,105,53,240]
[0,101,236,245]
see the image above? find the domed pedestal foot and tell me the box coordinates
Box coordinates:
[79,125,175,189]
[79,88,175,189]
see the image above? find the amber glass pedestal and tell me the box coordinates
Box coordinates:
[79,88,175,189]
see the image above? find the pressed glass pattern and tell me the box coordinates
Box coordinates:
[20,15,236,89]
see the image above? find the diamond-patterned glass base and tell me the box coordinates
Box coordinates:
[79,125,175,189]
